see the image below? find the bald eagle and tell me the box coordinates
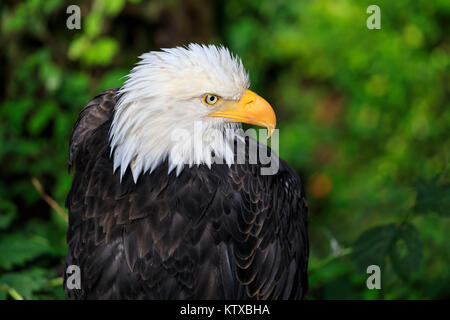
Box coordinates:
[64,44,308,299]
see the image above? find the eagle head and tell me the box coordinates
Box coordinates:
[109,44,276,182]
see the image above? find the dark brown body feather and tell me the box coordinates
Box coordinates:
[64,89,309,299]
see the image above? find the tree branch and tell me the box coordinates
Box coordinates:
[31,178,68,223]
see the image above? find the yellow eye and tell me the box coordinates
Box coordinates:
[202,94,221,106]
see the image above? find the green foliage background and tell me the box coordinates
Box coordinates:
[0,0,449,299]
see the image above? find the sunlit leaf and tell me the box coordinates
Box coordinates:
[81,37,118,66]
[104,0,126,16]
[68,36,90,60]
[85,12,102,38]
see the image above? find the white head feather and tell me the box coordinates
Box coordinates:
[109,44,250,182]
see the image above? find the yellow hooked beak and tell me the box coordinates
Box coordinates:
[207,89,276,137]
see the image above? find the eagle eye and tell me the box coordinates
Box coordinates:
[202,94,221,106]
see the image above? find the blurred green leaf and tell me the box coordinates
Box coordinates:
[413,176,450,217]
[0,200,17,230]
[103,0,126,16]
[352,223,423,280]
[68,36,90,60]
[81,37,119,66]
[0,268,48,300]
[85,12,103,38]
[59,73,90,108]
[390,224,423,280]
[0,232,51,270]
[98,69,128,91]
[39,62,62,92]
[1,99,33,134]
[24,220,67,257]
[2,3,27,33]
[352,224,397,273]
[28,101,57,136]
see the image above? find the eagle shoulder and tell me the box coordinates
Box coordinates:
[211,139,309,299]
[68,88,118,168]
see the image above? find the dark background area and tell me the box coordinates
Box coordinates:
[0,0,449,299]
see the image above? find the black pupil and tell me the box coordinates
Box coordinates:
[207,95,216,103]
